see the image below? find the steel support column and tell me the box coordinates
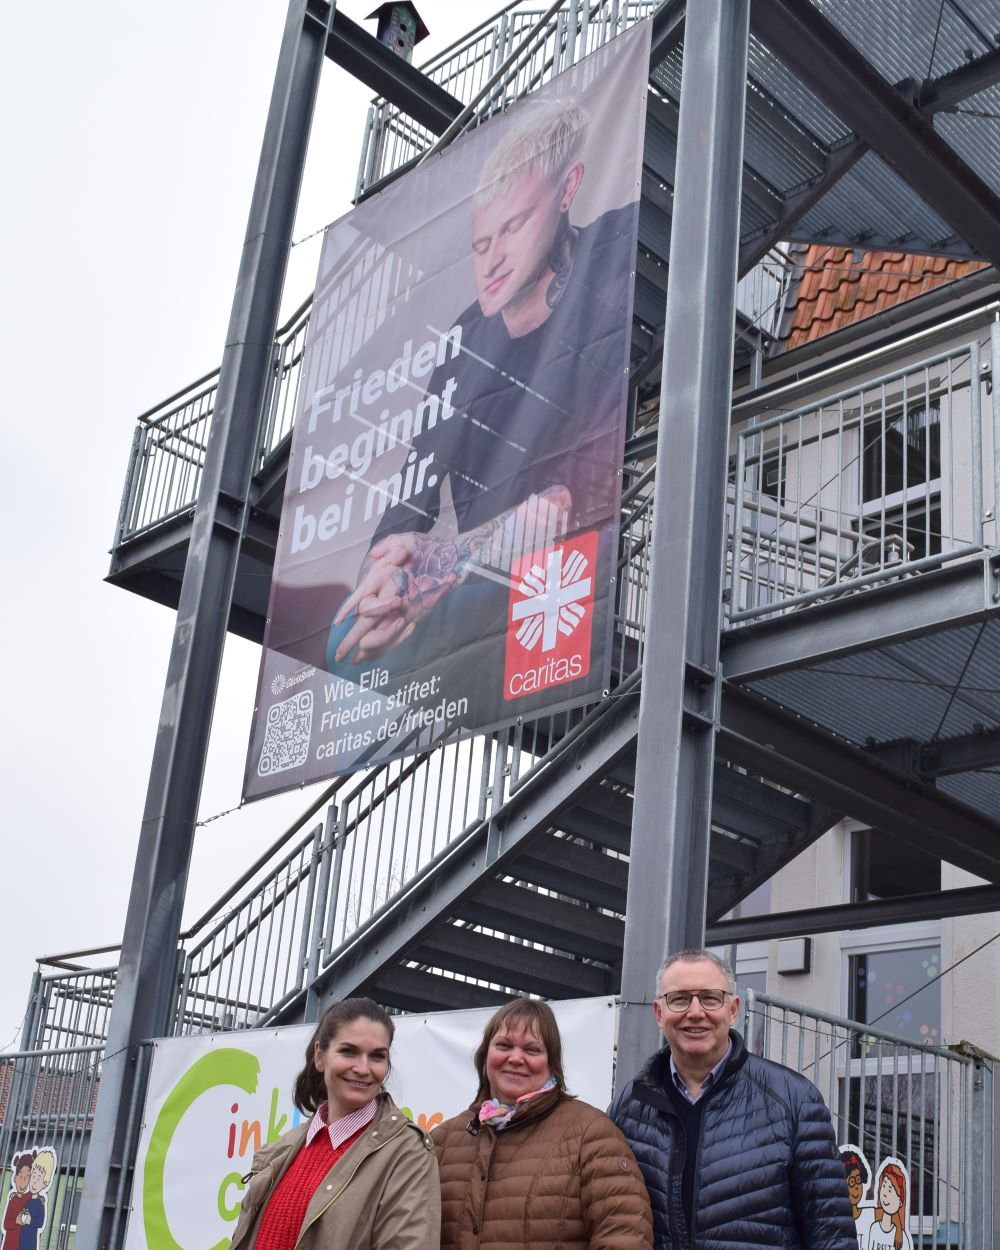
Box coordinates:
[76,3,331,1247]
[616,0,749,1089]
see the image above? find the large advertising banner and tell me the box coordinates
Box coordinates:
[243,21,651,799]
[123,997,616,1250]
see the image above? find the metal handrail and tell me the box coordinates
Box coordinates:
[733,299,999,421]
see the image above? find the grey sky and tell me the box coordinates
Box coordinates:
[0,0,503,1048]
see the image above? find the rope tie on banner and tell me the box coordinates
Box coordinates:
[195,801,244,827]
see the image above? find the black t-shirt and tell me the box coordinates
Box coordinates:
[374,203,636,543]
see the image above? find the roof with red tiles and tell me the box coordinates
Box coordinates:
[781,245,988,352]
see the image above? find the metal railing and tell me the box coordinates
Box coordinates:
[19,968,119,1055]
[114,300,311,547]
[356,0,658,195]
[727,334,990,623]
[1,993,990,1250]
[0,1045,105,1250]
[745,990,995,1250]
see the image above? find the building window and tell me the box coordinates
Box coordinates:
[861,403,940,503]
[760,451,785,505]
[848,831,941,1044]
[849,945,941,1047]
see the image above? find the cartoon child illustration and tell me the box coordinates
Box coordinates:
[1,1153,35,1250]
[866,1159,912,1250]
[840,1144,874,1249]
[15,1148,55,1250]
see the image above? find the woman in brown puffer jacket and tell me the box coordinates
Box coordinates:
[434,999,652,1250]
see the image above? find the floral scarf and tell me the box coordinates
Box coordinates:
[478,1075,557,1130]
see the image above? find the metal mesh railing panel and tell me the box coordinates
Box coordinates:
[356,0,658,194]
[0,1046,104,1250]
[746,991,987,1249]
[25,970,118,1054]
[175,823,328,1035]
[119,384,216,539]
[727,339,986,624]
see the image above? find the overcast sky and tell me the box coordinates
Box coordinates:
[0,0,504,1049]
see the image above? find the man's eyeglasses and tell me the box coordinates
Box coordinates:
[657,989,733,1012]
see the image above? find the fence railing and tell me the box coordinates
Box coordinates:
[745,990,995,1250]
[19,968,119,1055]
[114,300,311,547]
[0,1045,105,1250]
[355,0,658,195]
[727,334,991,624]
[1,995,991,1250]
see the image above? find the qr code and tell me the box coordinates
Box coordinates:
[257,690,313,777]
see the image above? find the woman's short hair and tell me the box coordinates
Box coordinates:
[293,997,394,1114]
[472,998,566,1103]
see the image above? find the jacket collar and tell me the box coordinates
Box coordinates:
[262,1092,405,1174]
[633,1029,748,1107]
[465,1084,565,1135]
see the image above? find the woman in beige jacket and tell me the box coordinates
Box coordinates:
[230,998,440,1250]
[434,999,652,1250]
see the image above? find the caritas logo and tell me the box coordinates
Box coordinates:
[504,531,597,699]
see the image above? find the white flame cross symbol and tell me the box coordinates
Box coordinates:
[511,547,591,652]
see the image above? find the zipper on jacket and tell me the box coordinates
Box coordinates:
[292,1120,410,1249]
[229,1156,281,1250]
[472,1130,496,1243]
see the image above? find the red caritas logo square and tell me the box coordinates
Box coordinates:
[504,531,597,700]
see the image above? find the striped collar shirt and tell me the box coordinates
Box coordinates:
[305,1099,379,1149]
[670,1042,732,1104]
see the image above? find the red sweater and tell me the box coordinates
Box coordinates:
[255,1124,365,1250]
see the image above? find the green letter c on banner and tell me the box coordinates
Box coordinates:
[143,1049,261,1250]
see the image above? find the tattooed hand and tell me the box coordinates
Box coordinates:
[333,486,572,663]
[333,532,464,663]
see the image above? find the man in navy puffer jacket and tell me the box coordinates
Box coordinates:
[609,949,856,1250]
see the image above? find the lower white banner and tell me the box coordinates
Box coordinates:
[123,997,616,1250]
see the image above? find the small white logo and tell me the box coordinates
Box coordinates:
[511,547,591,653]
[271,665,316,696]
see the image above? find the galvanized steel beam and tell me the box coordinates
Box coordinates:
[707,882,1000,943]
[617,0,750,1090]
[751,0,1000,267]
[921,727,1000,777]
[325,7,462,135]
[411,925,613,999]
[76,4,331,1248]
[738,137,868,274]
[919,46,1000,112]
[376,965,507,1012]
[718,686,1000,885]
[509,834,629,912]
[721,553,1000,683]
[649,0,685,68]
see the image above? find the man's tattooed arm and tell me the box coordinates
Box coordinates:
[333,486,571,663]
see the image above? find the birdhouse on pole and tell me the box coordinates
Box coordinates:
[366,3,429,63]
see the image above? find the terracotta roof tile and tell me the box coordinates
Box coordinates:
[782,245,986,351]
